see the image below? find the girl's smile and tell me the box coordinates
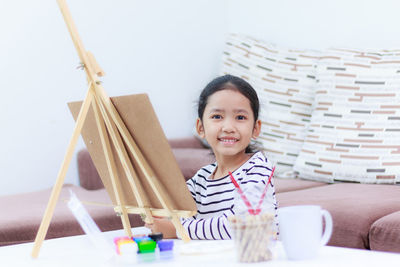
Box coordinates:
[218,136,239,145]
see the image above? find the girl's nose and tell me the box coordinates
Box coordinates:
[222,119,235,132]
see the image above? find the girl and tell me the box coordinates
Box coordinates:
[146,74,278,239]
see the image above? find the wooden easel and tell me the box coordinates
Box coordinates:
[31,0,191,258]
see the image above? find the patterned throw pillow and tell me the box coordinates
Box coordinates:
[220,34,321,178]
[294,48,400,184]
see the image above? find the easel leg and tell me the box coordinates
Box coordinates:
[31,85,94,258]
[95,94,154,225]
[92,96,132,237]
[170,213,190,243]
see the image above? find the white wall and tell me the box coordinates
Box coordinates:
[0,0,228,196]
[2,0,400,196]
[227,0,400,49]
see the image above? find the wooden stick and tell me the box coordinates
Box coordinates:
[87,51,105,77]
[57,0,99,84]
[31,83,94,258]
[250,216,261,262]
[115,206,194,218]
[239,215,250,261]
[247,215,261,262]
[94,93,154,224]
[61,199,195,218]
[243,215,254,262]
[92,95,132,237]
[251,216,262,262]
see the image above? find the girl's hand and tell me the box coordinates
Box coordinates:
[144,217,177,239]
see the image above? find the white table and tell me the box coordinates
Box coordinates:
[1,227,399,267]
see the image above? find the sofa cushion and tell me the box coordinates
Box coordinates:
[0,184,143,246]
[78,145,214,189]
[274,178,327,193]
[172,148,214,180]
[221,33,320,178]
[168,137,206,149]
[294,48,400,184]
[78,149,104,190]
[369,211,400,252]
[277,183,400,249]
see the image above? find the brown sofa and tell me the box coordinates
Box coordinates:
[1,137,399,254]
[0,137,214,247]
[0,184,143,247]
[77,136,400,253]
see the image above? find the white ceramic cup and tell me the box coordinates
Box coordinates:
[278,205,333,260]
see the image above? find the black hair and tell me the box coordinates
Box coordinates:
[197,74,260,153]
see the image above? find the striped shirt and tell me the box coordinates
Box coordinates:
[180,151,278,240]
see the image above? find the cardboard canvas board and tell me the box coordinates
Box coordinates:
[68,93,196,216]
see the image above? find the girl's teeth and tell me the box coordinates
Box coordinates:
[221,138,236,143]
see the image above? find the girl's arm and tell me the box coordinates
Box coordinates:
[144,212,234,240]
[179,170,235,240]
[180,210,234,240]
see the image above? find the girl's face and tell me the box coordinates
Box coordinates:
[196,89,261,160]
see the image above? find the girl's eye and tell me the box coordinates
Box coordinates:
[237,115,246,120]
[211,115,222,119]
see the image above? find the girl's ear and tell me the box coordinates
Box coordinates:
[196,118,205,138]
[252,119,261,139]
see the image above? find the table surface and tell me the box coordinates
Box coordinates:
[1,227,400,267]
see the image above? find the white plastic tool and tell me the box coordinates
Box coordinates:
[67,190,115,260]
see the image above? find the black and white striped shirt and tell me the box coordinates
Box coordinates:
[181,151,278,240]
